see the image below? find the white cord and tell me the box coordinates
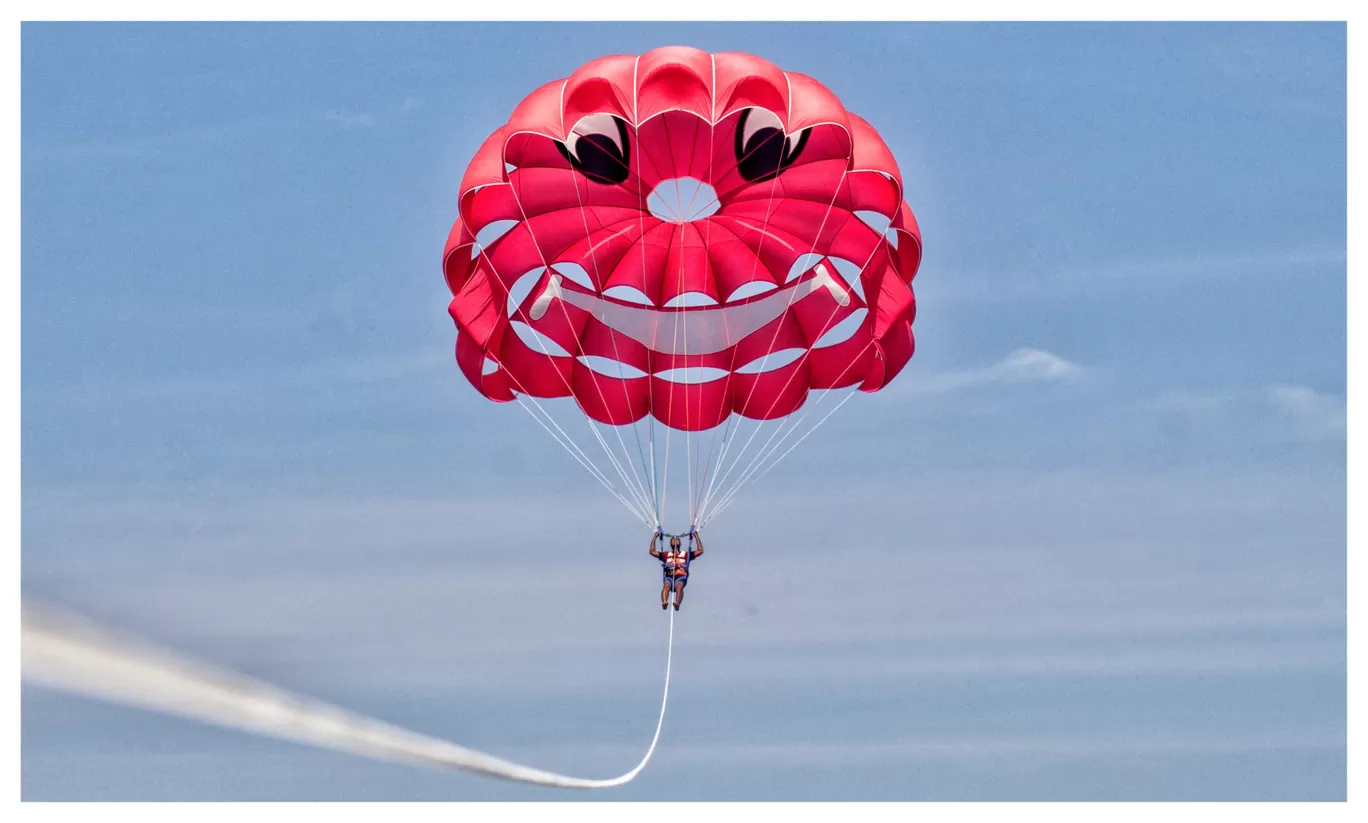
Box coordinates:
[703,388,859,525]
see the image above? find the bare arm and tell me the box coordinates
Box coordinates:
[691,533,704,558]
[648,534,662,559]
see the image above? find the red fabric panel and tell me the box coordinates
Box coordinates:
[635,47,714,123]
[563,53,637,127]
[713,52,789,124]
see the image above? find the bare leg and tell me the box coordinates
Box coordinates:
[660,581,670,609]
[673,580,685,609]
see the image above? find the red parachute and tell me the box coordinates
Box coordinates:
[444,47,921,527]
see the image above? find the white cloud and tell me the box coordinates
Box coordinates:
[1146,384,1345,443]
[931,246,1345,305]
[907,348,1085,395]
[1266,384,1347,436]
[994,348,1085,380]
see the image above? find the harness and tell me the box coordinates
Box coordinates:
[660,533,695,580]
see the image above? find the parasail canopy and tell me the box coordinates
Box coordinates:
[443,47,922,528]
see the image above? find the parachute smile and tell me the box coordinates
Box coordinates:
[525,261,850,357]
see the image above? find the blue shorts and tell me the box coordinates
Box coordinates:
[663,569,688,585]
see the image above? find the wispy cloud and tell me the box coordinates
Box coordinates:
[934,246,1345,305]
[1148,383,1345,442]
[1095,247,1346,281]
[907,348,1085,395]
[322,109,377,129]
[24,347,453,412]
[1267,384,1347,436]
[24,457,1343,690]
[540,733,1345,768]
[31,95,430,162]
[26,112,303,162]
[321,97,424,131]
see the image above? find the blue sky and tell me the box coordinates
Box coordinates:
[21,22,1346,800]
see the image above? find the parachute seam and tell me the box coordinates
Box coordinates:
[478,203,654,524]
[563,118,659,518]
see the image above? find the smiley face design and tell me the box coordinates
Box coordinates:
[445,47,921,430]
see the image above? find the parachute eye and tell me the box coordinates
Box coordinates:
[735,107,809,183]
[558,113,631,185]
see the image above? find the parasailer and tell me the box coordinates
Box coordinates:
[649,528,704,610]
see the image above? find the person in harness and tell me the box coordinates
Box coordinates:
[649,527,704,610]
